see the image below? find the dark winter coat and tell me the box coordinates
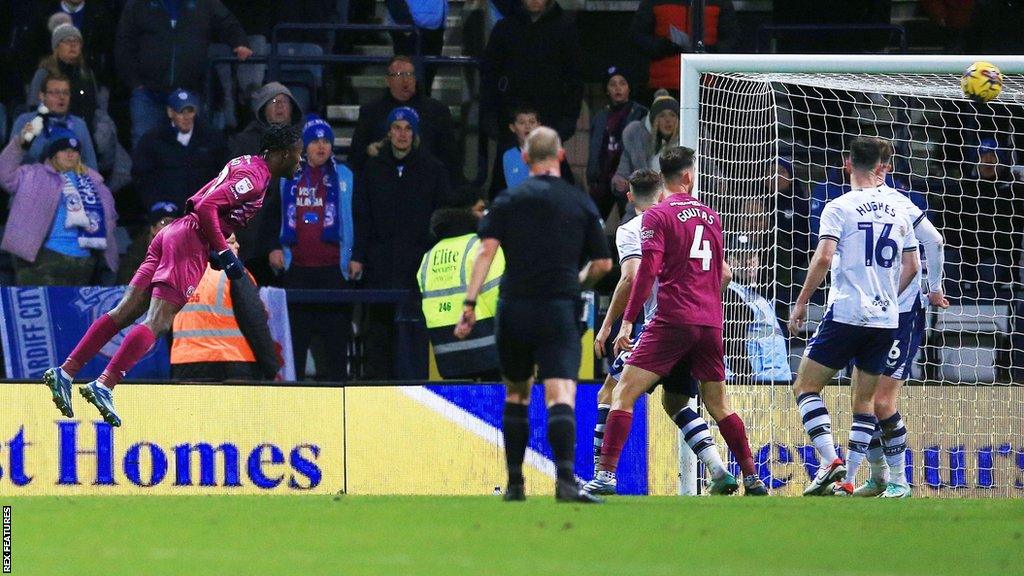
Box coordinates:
[131,121,229,211]
[36,0,118,85]
[353,145,449,289]
[481,2,583,141]
[348,90,461,180]
[115,0,248,92]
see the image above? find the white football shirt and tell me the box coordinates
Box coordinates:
[877,185,929,313]
[616,214,658,325]
[818,186,919,328]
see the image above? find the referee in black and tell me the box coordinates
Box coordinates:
[455,127,612,503]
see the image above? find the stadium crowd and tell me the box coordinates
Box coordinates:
[0,0,1022,382]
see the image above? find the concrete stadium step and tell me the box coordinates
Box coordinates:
[354,44,464,57]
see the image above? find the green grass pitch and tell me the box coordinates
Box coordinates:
[5,495,1023,575]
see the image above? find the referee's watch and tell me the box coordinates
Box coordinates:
[462,299,477,309]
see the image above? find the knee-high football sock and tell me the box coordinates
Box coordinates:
[717,413,756,477]
[797,393,839,463]
[845,413,878,483]
[62,314,120,378]
[97,324,156,390]
[880,412,909,485]
[866,423,889,482]
[502,403,530,486]
[673,406,728,479]
[598,410,633,474]
[593,404,610,472]
[547,404,576,485]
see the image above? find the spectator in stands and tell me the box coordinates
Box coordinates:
[630,0,739,94]
[481,0,583,142]
[171,233,280,381]
[0,126,118,285]
[229,82,302,284]
[349,56,461,181]
[27,25,99,133]
[115,0,252,146]
[936,137,1024,290]
[230,82,302,158]
[32,0,116,85]
[132,89,228,212]
[418,197,502,380]
[587,65,648,219]
[614,89,678,192]
[921,0,974,53]
[117,201,179,285]
[260,115,356,381]
[11,73,98,170]
[386,0,447,95]
[352,107,449,379]
[488,106,574,200]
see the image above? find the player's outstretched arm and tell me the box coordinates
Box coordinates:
[914,217,948,307]
[454,238,500,340]
[595,257,640,358]
[789,238,837,333]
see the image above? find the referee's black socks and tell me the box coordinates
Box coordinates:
[503,402,530,486]
[547,403,576,485]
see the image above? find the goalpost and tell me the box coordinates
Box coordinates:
[675,54,1024,497]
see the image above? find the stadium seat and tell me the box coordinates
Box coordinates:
[275,43,325,113]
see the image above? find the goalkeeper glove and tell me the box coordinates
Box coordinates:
[215,249,245,280]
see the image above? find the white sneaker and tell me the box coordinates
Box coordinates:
[803,458,846,496]
[582,470,617,495]
[879,482,912,499]
[853,478,887,497]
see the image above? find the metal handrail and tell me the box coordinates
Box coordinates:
[756,23,908,54]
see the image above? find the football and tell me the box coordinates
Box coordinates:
[961,61,1004,103]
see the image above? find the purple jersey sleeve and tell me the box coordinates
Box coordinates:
[189,157,270,251]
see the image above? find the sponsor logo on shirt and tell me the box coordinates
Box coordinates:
[640,227,654,241]
[297,187,324,208]
[233,177,254,196]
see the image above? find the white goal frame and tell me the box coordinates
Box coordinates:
[675,53,1024,496]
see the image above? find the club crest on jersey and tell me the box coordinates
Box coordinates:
[232,177,254,196]
[640,227,654,241]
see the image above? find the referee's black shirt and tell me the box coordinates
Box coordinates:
[479,175,609,300]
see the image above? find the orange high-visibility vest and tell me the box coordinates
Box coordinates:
[171,267,256,364]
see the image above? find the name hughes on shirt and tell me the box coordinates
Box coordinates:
[854,201,897,218]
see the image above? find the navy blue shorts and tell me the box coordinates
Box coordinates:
[608,329,698,398]
[805,308,896,375]
[882,299,925,380]
[496,298,581,381]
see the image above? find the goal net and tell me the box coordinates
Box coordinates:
[676,55,1024,497]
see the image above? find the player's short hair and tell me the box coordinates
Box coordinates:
[659,146,695,181]
[523,126,561,164]
[875,137,895,167]
[509,106,539,124]
[628,168,662,202]
[260,123,301,153]
[849,136,883,172]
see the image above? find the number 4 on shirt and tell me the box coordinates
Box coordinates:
[690,224,712,271]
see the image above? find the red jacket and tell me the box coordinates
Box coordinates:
[630,0,739,90]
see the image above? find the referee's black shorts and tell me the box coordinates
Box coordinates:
[495,298,581,381]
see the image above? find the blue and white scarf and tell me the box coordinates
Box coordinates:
[279,158,354,278]
[60,170,107,250]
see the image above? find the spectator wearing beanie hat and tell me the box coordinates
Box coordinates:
[132,88,229,212]
[353,106,450,379]
[28,0,117,85]
[259,114,356,381]
[0,124,118,285]
[26,24,99,131]
[587,65,648,218]
[614,89,679,194]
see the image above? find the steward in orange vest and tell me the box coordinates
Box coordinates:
[171,237,279,381]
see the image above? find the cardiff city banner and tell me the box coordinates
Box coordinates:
[0,384,344,495]
[0,287,169,380]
